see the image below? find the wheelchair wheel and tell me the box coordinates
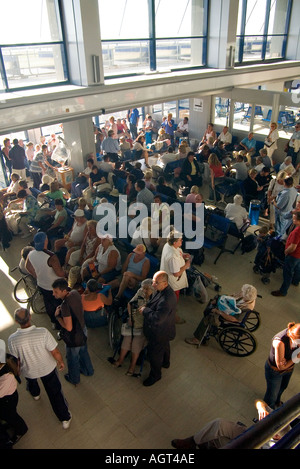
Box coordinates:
[218,326,257,357]
[14,275,36,303]
[108,308,123,351]
[242,310,260,332]
[30,289,46,314]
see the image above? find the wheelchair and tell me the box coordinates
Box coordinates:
[197,296,260,357]
[12,267,46,315]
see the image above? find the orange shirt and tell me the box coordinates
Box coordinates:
[81,293,104,311]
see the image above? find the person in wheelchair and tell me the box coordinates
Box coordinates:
[110,279,154,376]
[185,284,257,346]
[81,279,113,328]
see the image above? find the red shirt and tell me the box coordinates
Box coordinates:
[286,226,300,258]
[210,163,224,178]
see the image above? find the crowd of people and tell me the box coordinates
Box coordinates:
[1,113,300,448]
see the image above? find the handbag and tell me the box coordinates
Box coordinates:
[264,139,274,148]
[121,323,142,337]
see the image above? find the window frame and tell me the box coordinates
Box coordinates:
[235,0,293,65]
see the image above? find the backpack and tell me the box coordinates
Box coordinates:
[241,234,257,254]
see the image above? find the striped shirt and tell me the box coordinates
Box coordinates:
[8,326,58,379]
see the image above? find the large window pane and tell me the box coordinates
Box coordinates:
[214,98,230,127]
[268,0,289,35]
[3,45,66,89]
[0,0,62,44]
[243,36,264,61]
[156,38,204,69]
[155,0,205,38]
[102,41,150,76]
[265,35,284,59]
[244,0,267,36]
[99,0,149,39]
[233,102,251,132]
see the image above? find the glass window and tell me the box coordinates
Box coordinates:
[99,0,149,40]
[102,41,150,76]
[155,0,205,38]
[236,0,291,63]
[214,98,230,127]
[0,0,67,91]
[179,99,189,120]
[233,102,251,132]
[163,102,177,120]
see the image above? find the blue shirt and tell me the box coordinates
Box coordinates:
[241,137,256,150]
[102,137,120,154]
[128,109,139,125]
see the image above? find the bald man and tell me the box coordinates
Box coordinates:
[139,271,177,386]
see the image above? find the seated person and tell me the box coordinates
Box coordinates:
[132,135,151,168]
[185,185,200,203]
[279,156,295,175]
[67,220,101,287]
[196,144,211,163]
[237,132,257,165]
[215,126,232,150]
[88,165,108,194]
[42,180,69,207]
[131,217,161,254]
[224,194,248,232]
[200,123,216,145]
[159,146,178,167]
[226,154,248,181]
[185,284,257,346]
[259,147,272,169]
[0,173,20,205]
[181,152,203,189]
[54,209,88,263]
[254,156,265,173]
[156,175,177,200]
[81,279,112,328]
[19,245,35,275]
[174,117,189,142]
[113,161,128,181]
[256,166,272,192]
[144,171,156,192]
[110,279,153,375]
[109,244,150,304]
[36,197,68,235]
[82,234,121,284]
[124,174,137,204]
[70,157,94,198]
[213,141,231,165]
[135,179,155,211]
[39,174,54,192]
[119,136,132,159]
[74,196,93,220]
[14,189,39,239]
[124,161,144,180]
[98,154,114,174]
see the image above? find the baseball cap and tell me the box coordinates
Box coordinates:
[34,232,47,251]
[133,244,146,254]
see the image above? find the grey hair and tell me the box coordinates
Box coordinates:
[241,284,257,302]
[141,278,154,289]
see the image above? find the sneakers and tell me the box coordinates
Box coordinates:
[62,413,72,430]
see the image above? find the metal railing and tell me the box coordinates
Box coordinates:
[223,393,300,449]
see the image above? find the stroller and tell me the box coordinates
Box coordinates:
[252,229,280,284]
[186,265,221,303]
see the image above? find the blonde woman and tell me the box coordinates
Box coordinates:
[264,122,279,165]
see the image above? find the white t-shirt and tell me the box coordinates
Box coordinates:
[225,203,248,229]
[219,131,232,145]
[160,243,188,291]
[8,326,57,379]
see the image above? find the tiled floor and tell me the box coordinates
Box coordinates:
[1,200,300,450]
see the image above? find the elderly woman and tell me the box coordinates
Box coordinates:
[81,279,112,328]
[67,220,101,287]
[181,151,202,189]
[225,194,248,232]
[110,279,153,375]
[110,244,150,304]
[185,284,258,346]
[82,234,121,284]
[160,230,192,324]
[264,122,279,165]
[263,322,300,409]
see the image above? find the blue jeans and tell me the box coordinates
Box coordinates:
[263,360,293,409]
[66,340,94,384]
[280,255,300,295]
[26,368,71,422]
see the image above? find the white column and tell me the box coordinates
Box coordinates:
[62,117,95,173]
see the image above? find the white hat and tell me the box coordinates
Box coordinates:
[73,209,85,217]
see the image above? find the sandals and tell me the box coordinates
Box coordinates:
[185,337,200,346]
[125,371,134,376]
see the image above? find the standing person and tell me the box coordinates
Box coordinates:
[286,122,300,167]
[266,170,286,228]
[263,322,300,409]
[8,308,72,429]
[264,122,279,166]
[0,339,28,446]
[25,232,65,329]
[1,138,12,175]
[271,211,300,297]
[52,278,94,386]
[127,108,139,140]
[101,130,120,163]
[8,139,27,180]
[160,230,191,325]
[29,146,47,189]
[25,142,35,170]
[139,271,177,386]
[272,176,298,237]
